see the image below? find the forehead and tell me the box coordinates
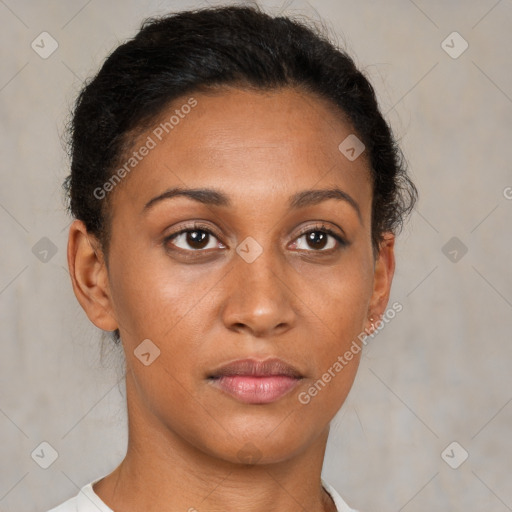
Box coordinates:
[111,87,372,216]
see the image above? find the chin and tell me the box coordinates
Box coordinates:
[193,415,322,466]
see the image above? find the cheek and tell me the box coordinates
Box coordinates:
[296,266,372,414]
[109,253,206,409]
[107,245,216,393]
[296,251,374,332]
[293,253,374,399]
[107,241,198,338]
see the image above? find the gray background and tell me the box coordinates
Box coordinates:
[1,0,511,511]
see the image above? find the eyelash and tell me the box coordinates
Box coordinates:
[163,222,347,254]
[294,224,347,251]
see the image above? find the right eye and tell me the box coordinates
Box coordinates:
[163,223,226,252]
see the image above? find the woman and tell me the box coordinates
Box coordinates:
[49,4,417,511]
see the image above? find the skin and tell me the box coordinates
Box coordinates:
[67,87,395,512]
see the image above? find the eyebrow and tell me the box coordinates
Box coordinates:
[142,186,362,221]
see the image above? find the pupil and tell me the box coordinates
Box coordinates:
[188,230,208,249]
[308,231,326,249]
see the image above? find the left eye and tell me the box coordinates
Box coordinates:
[292,228,344,251]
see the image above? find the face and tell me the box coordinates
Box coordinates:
[70,87,394,465]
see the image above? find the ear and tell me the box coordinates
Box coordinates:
[367,232,395,325]
[66,219,118,332]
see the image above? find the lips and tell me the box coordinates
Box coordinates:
[207,358,304,404]
[208,358,303,379]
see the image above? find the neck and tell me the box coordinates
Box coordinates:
[94,371,337,512]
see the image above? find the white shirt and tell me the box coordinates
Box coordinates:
[47,474,359,512]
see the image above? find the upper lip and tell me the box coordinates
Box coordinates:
[208,357,303,379]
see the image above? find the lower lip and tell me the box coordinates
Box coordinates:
[209,375,301,404]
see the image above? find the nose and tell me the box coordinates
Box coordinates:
[220,243,297,338]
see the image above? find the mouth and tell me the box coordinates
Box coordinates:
[207,358,304,404]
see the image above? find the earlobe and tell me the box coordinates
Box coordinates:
[67,220,118,332]
[367,232,396,324]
